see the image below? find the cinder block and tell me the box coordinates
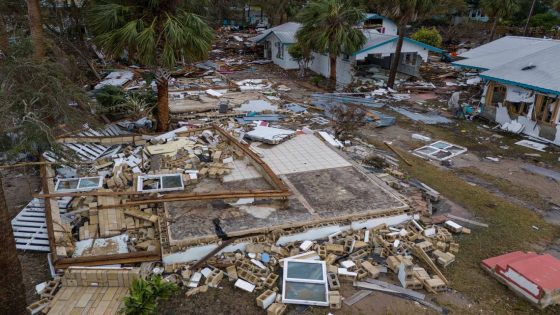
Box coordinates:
[264,273,278,288]
[325,244,344,255]
[205,269,224,288]
[226,266,238,281]
[361,261,380,278]
[327,273,340,290]
[328,291,342,309]
[267,303,287,315]
[256,290,277,309]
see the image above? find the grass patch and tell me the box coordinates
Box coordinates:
[361,135,559,314]
[455,168,550,211]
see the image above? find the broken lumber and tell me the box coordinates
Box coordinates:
[124,208,159,223]
[384,141,412,166]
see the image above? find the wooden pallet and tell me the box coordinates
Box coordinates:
[11,197,72,251]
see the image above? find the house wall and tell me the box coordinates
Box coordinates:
[308,53,355,85]
[382,19,398,35]
[482,80,560,145]
[305,40,430,85]
[264,34,299,70]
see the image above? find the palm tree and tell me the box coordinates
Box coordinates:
[375,0,437,88]
[0,174,27,315]
[87,0,214,132]
[26,0,45,61]
[481,0,518,42]
[296,0,366,91]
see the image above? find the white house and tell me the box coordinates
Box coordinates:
[251,18,443,86]
[453,36,560,145]
[361,13,398,35]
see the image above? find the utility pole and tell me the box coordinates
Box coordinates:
[523,0,537,36]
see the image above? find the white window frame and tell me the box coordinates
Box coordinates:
[137,174,184,192]
[413,141,467,161]
[282,259,329,306]
[55,177,103,192]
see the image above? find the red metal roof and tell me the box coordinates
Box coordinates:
[508,254,560,291]
[481,251,538,271]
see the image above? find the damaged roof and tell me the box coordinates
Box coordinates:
[453,36,560,71]
[480,45,560,95]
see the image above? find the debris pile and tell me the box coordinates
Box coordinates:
[156,218,468,313]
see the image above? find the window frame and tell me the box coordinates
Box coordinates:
[55,177,103,192]
[137,174,184,193]
[282,259,329,306]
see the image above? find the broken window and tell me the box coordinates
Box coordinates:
[533,95,560,124]
[413,141,467,161]
[55,177,103,192]
[137,174,184,192]
[488,83,506,107]
[282,259,329,306]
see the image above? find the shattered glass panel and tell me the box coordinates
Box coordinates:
[287,261,324,280]
[433,151,452,159]
[161,175,183,189]
[56,179,79,191]
[431,141,452,149]
[284,282,327,302]
[78,177,101,188]
[415,147,438,155]
[142,178,161,190]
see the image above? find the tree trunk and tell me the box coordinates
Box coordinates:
[489,17,498,42]
[0,15,9,57]
[0,174,27,315]
[328,53,337,92]
[523,0,537,36]
[156,69,170,132]
[387,25,406,89]
[27,0,45,61]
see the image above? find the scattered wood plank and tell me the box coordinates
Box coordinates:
[123,208,159,223]
[384,141,412,166]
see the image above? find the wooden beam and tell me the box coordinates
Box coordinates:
[34,189,289,199]
[384,142,412,166]
[40,162,57,261]
[485,81,495,106]
[54,251,161,269]
[190,239,235,271]
[107,191,291,209]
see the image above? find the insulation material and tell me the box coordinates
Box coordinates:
[505,85,535,103]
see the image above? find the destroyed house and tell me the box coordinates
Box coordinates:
[453,36,560,145]
[482,251,560,309]
[14,120,411,270]
[251,20,442,85]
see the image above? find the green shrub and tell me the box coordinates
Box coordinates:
[121,276,178,315]
[95,85,126,108]
[530,13,560,30]
[411,27,443,48]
